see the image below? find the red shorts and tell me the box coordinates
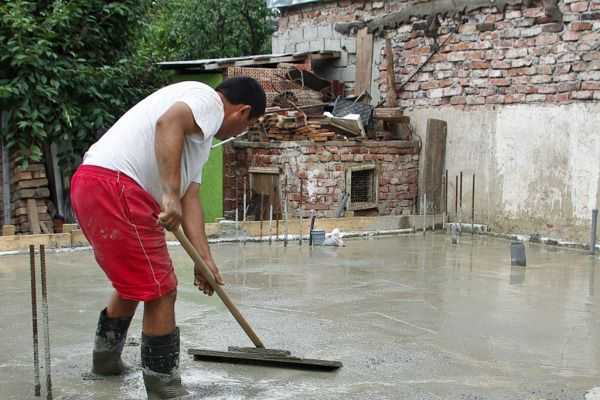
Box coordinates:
[71,165,177,302]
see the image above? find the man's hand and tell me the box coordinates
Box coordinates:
[158,192,182,231]
[194,258,224,296]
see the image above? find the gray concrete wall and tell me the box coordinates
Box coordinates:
[406,103,600,242]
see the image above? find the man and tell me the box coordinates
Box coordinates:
[70,77,266,399]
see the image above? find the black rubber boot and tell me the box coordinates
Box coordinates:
[142,327,189,399]
[92,308,133,375]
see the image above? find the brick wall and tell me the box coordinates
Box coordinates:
[274,0,600,107]
[223,140,419,219]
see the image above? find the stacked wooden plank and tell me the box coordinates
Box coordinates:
[10,160,52,234]
[252,111,337,142]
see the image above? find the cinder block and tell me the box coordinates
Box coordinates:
[342,37,356,53]
[318,24,333,38]
[304,25,318,41]
[341,65,357,82]
[309,38,325,51]
[296,41,309,52]
[284,42,296,53]
[272,37,284,54]
[325,38,342,51]
[289,28,303,42]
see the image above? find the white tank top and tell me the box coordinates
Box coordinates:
[83,81,224,203]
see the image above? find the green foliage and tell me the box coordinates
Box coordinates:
[0,0,164,173]
[0,0,275,174]
[137,0,276,62]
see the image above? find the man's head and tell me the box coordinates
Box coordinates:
[215,77,266,139]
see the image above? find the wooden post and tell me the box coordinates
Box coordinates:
[355,27,374,95]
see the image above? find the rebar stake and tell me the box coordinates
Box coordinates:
[29,245,41,397]
[39,245,52,400]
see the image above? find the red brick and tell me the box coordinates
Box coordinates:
[570,22,593,31]
[571,1,590,12]
[536,33,559,46]
[582,81,600,90]
[450,96,466,105]
[572,90,593,99]
[563,31,580,41]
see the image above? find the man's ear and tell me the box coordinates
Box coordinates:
[239,105,252,120]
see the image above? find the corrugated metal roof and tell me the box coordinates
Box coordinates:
[267,0,320,8]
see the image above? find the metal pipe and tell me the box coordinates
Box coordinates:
[39,245,52,400]
[242,180,247,222]
[422,194,426,235]
[455,175,458,219]
[472,173,475,235]
[445,169,448,224]
[299,179,303,246]
[29,245,40,397]
[269,204,273,245]
[284,175,288,247]
[459,171,463,222]
[592,209,598,255]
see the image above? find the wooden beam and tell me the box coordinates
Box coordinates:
[424,119,448,214]
[354,27,374,95]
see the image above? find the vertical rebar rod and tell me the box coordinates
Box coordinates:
[445,169,448,218]
[29,245,41,397]
[455,175,458,219]
[422,194,426,235]
[459,171,463,222]
[472,173,475,235]
[259,193,264,241]
[592,209,598,255]
[242,180,247,222]
[299,179,303,246]
[39,245,52,400]
[235,208,239,243]
[269,204,273,245]
[284,175,288,247]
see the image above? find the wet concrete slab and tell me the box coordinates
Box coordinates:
[1,234,600,399]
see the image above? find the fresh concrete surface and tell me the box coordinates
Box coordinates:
[2,234,600,399]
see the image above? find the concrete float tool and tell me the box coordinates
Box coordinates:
[173,227,342,371]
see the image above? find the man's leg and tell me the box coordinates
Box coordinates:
[141,289,188,399]
[107,291,139,318]
[142,289,176,335]
[93,292,138,375]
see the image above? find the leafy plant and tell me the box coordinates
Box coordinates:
[137,0,276,62]
[0,0,162,173]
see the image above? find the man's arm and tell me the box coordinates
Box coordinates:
[155,102,200,231]
[181,182,224,296]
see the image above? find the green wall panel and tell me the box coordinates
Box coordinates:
[172,72,224,222]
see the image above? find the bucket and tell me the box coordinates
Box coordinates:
[511,241,527,266]
[310,230,326,246]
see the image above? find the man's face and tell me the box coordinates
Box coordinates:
[226,106,256,138]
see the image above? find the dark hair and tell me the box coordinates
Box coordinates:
[216,77,267,119]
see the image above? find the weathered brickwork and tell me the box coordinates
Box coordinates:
[275,0,600,108]
[223,140,419,219]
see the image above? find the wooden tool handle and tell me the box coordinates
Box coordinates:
[173,227,265,348]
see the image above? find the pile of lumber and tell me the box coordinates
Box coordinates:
[253,111,337,142]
